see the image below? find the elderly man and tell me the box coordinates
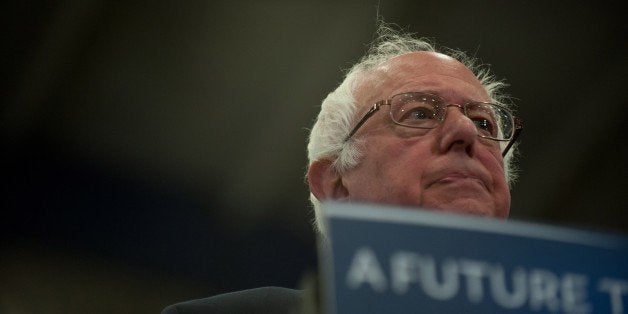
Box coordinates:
[162,25,521,314]
[307,27,520,234]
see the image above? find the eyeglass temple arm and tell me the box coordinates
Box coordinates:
[345,103,382,140]
[502,117,524,157]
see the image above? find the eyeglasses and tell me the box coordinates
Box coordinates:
[345,92,523,156]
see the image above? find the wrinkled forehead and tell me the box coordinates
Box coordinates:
[354,51,489,107]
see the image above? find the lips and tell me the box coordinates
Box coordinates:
[427,169,490,191]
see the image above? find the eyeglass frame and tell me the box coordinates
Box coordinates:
[344,92,523,157]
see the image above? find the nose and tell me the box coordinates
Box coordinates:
[437,106,478,155]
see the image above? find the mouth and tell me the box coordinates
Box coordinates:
[430,172,488,190]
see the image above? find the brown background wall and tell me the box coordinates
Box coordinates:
[2,1,626,313]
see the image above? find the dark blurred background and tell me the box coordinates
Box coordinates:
[2,1,627,313]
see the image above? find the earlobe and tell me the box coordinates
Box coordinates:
[307,159,349,201]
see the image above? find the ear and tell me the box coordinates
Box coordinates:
[307,159,349,201]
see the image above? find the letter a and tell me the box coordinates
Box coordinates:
[346,247,387,292]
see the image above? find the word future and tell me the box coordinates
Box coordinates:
[346,247,628,313]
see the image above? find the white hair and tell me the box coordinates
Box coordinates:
[307,25,518,233]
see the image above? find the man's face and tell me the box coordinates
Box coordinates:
[340,52,510,218]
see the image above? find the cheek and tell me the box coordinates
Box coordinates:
[486,150,507,185]
[349,137,431,198]
[482,150,511,212]
[371,138,433,191]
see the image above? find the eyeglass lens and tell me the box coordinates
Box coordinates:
[390,93,514,140]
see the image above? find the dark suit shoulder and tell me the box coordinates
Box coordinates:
[162,287,303,314]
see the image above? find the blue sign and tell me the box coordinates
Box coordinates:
[320,202,628,314]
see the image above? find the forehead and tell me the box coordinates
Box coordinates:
[355,52,489,106]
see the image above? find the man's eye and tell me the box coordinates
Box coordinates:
[473,118,495,135]
[399,107,436,122]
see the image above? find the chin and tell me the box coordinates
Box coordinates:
[423,200,503,218]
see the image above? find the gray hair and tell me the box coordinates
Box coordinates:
[307,25,518,233]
